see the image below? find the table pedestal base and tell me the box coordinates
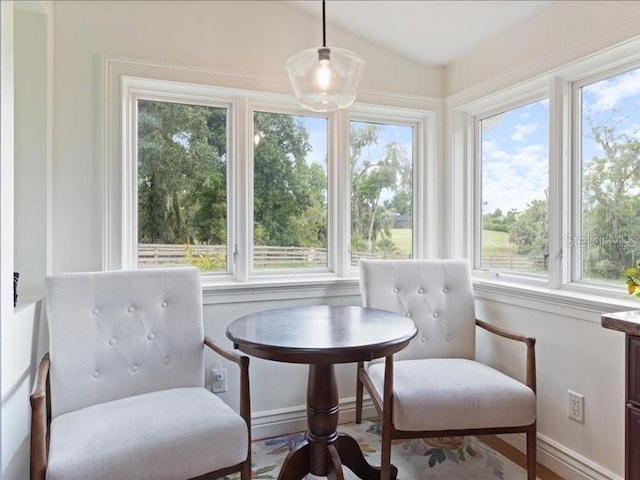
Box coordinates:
[276,364,397,480]
[277,434,398,480]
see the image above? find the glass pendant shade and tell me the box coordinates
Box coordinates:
[286,46,365,112]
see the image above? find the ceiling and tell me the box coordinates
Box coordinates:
[286,1,557,66]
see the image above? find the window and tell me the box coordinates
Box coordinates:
[350,121,414,265]
[116,75,434,282]
[577,66,640,284]
[479,100,549,277]
[456,47,640,298]
[137,99,228,272]
[252,111,328,271]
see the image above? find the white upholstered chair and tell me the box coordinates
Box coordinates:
[357,259,537,480]
[30,267,251,480]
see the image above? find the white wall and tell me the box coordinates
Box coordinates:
[446,1,640,97]
[14,10,47,302]
[0,1,15,476]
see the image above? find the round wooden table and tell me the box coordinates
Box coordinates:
[226,305,417,480]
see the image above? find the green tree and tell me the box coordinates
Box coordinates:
[483,208,520,233]
[582,113,640,279]
[137,101,227,245]
[384,190,412,216]
[508,199,548,259]
[350,124,411,252]
[253,112,327,248]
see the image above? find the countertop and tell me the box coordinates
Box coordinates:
[602,310,640,336]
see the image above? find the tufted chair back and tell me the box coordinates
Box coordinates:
[359,259,476,362]
[46,267,204,418]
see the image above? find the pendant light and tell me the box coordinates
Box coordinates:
[285,0,365,112]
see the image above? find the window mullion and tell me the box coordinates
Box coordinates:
[121,85,138,270]
[449,110,474,260]
[234,96,252,281]
[333,109,350,277]
[548,77,567,289]
[414,117,427,259]
[570,83,582,284]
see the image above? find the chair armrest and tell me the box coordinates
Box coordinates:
[204,336,251,429]
[30,353,50,480]
[475,319,537,393]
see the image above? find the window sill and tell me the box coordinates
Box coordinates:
[200,270,640,321]
[201,273,361,304]
[473,278,640,324]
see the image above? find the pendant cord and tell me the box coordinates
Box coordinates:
[322,0,326,47]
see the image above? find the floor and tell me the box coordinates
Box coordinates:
[479,435,565,480]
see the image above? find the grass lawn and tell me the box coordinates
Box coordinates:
[389,229,412,256]
[387,229,514,257]
[482,230,513,255]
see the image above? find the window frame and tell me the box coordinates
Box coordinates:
[570,59,640,290]
[111,71,438,287]
[249,104,332,277]
[121,78,236,278]
[347,111,426,269]
[450,43,640,302]
[472,91,552,286]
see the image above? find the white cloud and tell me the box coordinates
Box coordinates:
[511,123,537,142]
[482,143,548,213]
[587,68,640,112]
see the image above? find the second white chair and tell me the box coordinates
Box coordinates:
[356,259,537,480]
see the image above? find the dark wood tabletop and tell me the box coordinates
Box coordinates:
[226,305,418,364]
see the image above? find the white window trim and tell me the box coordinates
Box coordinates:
[248,102,332,278]
[121,77,237,276]
[104,58,440,294]
[348,105,436,270]
[448,37,640,307]
[470,87,550,286]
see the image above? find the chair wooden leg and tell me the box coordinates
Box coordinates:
[240,458,251,480]
[526,423,537,480]
[380,424,392,480]
[355,362,364,424]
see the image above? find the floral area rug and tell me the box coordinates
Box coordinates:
[225,420,535,479]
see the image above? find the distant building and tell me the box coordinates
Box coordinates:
[393,214,412,229]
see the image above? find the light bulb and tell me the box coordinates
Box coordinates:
[315,47,332,92]
[316,58,331,91]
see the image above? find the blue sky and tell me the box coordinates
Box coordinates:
[481,100,549,215]
[581,67,640,162]
[481,66,640,215]
[300,117,413,177]
[301,116,328,166]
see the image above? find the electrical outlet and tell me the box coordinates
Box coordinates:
[211,366,227,393]
[568,390,584,423]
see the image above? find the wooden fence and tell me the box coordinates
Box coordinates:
[139,244,545,271]
[482,254,546,272]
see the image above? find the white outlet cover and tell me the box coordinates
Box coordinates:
[568,390,584,423]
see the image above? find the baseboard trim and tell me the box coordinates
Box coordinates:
[501,432,622,480]
[250,397,377,441]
